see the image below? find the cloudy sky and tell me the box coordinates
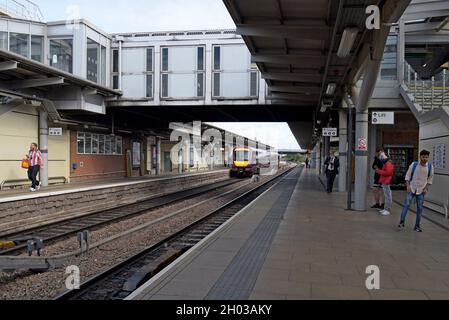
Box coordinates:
[32,0,302,150]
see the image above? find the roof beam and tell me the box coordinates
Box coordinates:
[0,61,18,72]
[270,85,321,94]
[252,54,326,66]
[271,93,318,101]
[236,25,330,40]
[5,77,65,90]
[262,72,322,83]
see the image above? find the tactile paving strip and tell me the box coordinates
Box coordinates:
[205,169,302,300]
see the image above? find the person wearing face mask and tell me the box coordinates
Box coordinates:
[376,152,394,216]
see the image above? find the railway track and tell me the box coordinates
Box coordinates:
[55,167,297,300]
[0,178,241,256]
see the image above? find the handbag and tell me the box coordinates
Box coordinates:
[21,159,29,169]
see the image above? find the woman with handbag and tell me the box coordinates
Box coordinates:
[26,143,43,192]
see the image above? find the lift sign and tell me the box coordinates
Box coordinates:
[372,112,394,125]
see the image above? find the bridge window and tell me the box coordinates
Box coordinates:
[197,47,205,97]
[112,49,119,73]
[9,33,29,58]
[87,38,99,82]
[213,46,221,70]
[213,73,220,97]
[162,47,169,72]
[0,32,7,50]
[161,73,168,98]
[50,38,73,73]
[250,72,258,97]
[380,35,398,80]
[197,47,204,71]
[101,45,107,86]
[146,48,154,98]
[31,36,43,62]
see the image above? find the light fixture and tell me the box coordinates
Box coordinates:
[326,83,337,96]
[320,100,333,113]
[337,27,359,58]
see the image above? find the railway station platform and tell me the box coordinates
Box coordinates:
[128,167,449,300]
[0,169,229,238]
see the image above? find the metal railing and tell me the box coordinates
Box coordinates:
[403,62,449,112]
[0,0,44,22]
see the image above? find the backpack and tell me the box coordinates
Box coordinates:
[410,161,433,183]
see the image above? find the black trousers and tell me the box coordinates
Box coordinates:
[28,165,40,189]
[326,170,337,193]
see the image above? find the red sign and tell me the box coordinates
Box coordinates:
[357,138,367,151]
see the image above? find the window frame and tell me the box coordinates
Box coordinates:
[49,37,74,74]
[77,132,124,156]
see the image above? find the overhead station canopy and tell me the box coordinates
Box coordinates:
[222,0,410,148]
[0,49,122,119]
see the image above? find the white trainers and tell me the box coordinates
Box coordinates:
[36,183,41,191]
[30,188,36,192]
[380,210,391,216]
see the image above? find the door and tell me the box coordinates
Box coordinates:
[164,152,172,173]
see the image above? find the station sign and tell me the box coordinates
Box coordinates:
[372,112,394,125]
[49,128,63,136]
[322,128,338,137]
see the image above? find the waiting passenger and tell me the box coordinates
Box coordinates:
[26,143,43,192]
[398,150,434,232]
[324,152,339,194]
[376,152,394,216]
[371,147,385,210]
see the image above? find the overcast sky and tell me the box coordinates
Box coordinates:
[32,0,302,150]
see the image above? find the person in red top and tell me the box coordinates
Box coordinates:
[375,152,394,216]
[26,143,43,192]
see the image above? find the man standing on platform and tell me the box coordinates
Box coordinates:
[398,150,434,233]
[324,151,340,194]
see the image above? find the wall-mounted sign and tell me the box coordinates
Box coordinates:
[357,138,368,151]
[49,128,63,136]
[372,112,395,125]
[322,128,338,137]
[433,144,446,169]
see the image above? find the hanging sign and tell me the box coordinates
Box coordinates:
[322,128,338,137]
[372,112,395,125]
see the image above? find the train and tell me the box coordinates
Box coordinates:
[229,147,278,178]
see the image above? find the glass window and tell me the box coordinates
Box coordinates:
[85,134,92,154]
[99,135,105,154]
[87,38,100,83]
[111,136,117,154]
[146,48,153,72]
[112,49,119,73]
[197,73,204,97]
[10,33,29,58]
[50,39,73,73]
[146,74,153,98]
[31,36,43,62]
[213,46,221,70]
[113,75,119,90]
[92,134,99,154]
[162,47,169,71]
[104,135,111,154]
[380,35,398,80]
[213,73,220,97]
[162,73,168,98]
[250,72,258,97]
[0,32,8,50]
[116,137,122,155]
[77,132,85,154]
[101,46,107,85]
[197,47,204,71]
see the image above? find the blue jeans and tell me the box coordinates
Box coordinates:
[400,192,425,227]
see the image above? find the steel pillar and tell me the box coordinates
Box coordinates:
[338,109,348,192]
[39,111,48,187]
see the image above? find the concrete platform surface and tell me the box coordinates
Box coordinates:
[128,168,449,300]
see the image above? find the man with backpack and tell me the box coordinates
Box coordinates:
[398,150,434,232]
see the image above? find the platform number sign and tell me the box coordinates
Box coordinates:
[49,128,63,136]
[323,128,338,137]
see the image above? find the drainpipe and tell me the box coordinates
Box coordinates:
[39,110,49,187]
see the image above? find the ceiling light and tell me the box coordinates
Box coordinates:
[337,27,359,58]
[326,83,337,96]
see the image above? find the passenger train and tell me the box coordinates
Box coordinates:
[230,147,278,178]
